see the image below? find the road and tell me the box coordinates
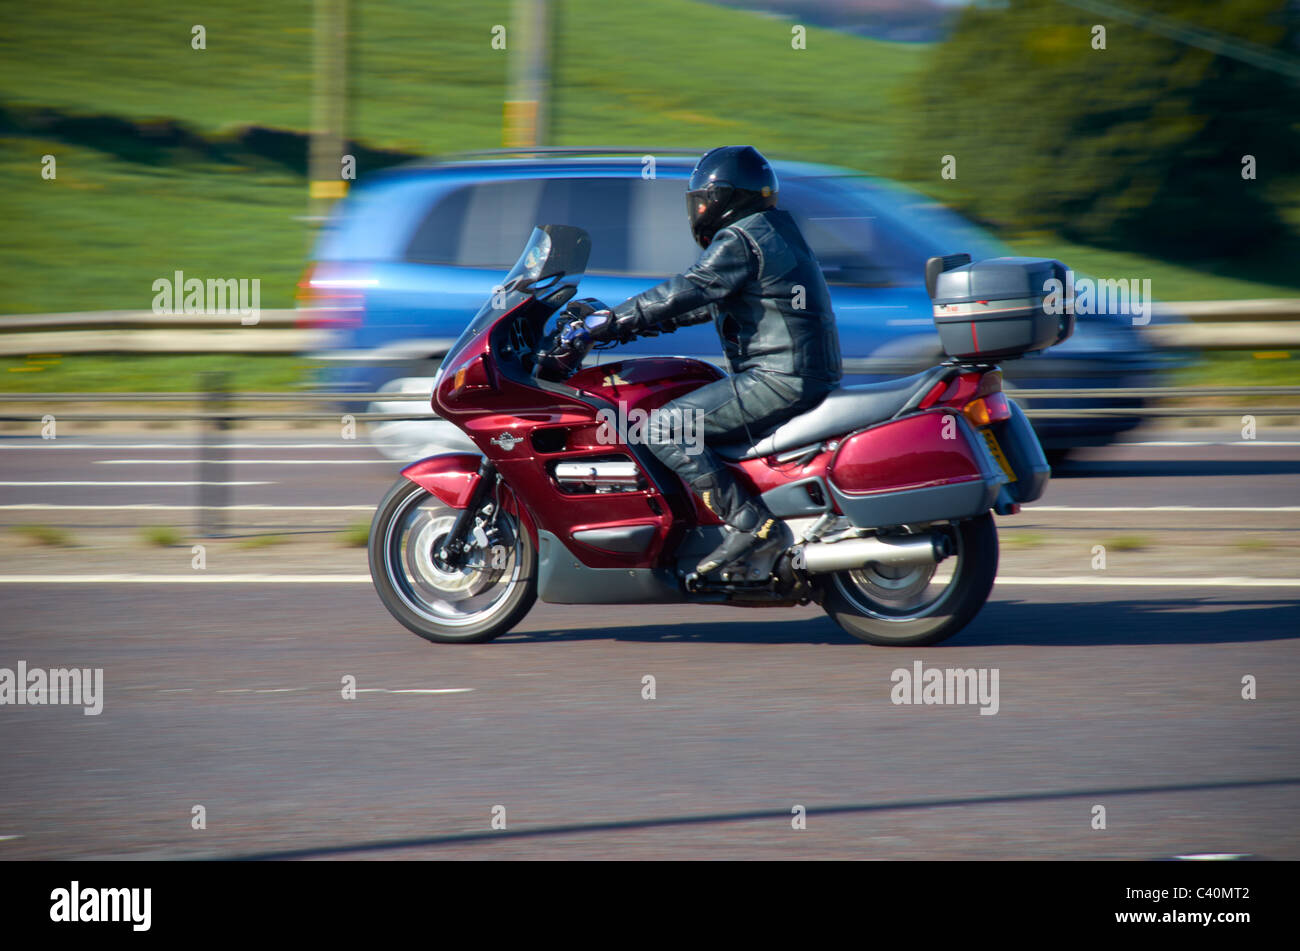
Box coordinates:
[0,427,1296,859]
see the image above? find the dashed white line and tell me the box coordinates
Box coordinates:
[0,504,373,511]
[355,688,475,695]
[0,443,384,450]
[0,574,1295,588]
[201,686,467,695]
[995,576,1300,587]
[0,574,373,583]
[5,503,1294,514]
[96,459,393,465]
[1032,505,1300,513]
[1173,852,1255,861]
[1118,440,1300,447]
[0,481,274,487]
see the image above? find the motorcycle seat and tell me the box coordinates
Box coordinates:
[714,366,952,461]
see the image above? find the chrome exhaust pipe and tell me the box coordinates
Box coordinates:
[799,532,950,575]
[553,461,641,488]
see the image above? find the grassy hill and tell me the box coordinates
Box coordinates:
[0,0,1294,362]
[0,0,932,317]
[0,0,926,166]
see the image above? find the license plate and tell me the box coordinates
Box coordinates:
[981,428,1017,483]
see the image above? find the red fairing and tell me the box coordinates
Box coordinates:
[401,453,483,508]
[829,411,984,496]
[567,358,725,409]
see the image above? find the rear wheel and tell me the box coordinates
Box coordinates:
[368,478,536,643]
[819,514,998,646]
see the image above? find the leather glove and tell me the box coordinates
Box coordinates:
[567,298,630,343]
[565,298,610,320]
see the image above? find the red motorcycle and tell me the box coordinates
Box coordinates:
[368,225,1071,646]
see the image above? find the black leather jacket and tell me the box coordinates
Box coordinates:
[612,208,842,386]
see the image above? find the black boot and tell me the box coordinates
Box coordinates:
[697,504,793,581]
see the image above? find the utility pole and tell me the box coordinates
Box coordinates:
[309,0,349,222]
[503,0,552,148]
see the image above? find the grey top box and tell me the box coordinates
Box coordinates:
[931,256,1066,304]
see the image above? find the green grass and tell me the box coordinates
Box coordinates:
[0,353,313,393]
[1170,352,1300,388]
[1,0,1295,395]
[0,136,305,313]
[140,525,182,546]
[10,524,72,546]
[236,533,289,549]
[1234,536,1273,552]
[1004,234,1300,301]
[0,0,926,166]
[1003,531,1047,549]
[1,0,928,318]
[341,520,370,548]
[1104,535,1150,552]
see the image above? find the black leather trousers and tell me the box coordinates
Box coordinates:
[645,369,831,532]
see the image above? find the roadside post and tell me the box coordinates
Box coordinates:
[198,372,231,538]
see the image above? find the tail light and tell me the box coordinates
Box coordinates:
[924,368,1008,426]
[295,262,371,329]
[962,391,1011,427]
[960,370,1009,426]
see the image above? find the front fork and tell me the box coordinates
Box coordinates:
[436,457,497,566]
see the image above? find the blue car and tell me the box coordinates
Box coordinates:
[300,148,1159,459]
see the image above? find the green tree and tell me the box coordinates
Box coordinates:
[902,0,1299,257]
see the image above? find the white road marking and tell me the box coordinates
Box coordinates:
[0,481,273,487]
[0,443,384,450]
[1173,853,1254,861]
[995,576,1300,587]
[0,574,1296,588]
[0,835,24,842]
[96,459,393,465]
[6,503,1294,514]
[0,504,374,511]
[0,574,373,583]
[355,688,474,695]
[1032,505,1300,512]
[1119,440,1300,447]
[198,686,463,695]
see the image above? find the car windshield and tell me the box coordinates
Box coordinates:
[785,176,1006,287]
[438,224,591,371]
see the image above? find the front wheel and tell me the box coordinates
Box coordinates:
[368,478,536,643]
[819,514,998,647]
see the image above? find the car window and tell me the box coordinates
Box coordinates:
[404,185,471,265]
[781,179,926,287]
[536,178,631,273]
[404,180,544,268]
[406,177,640,272]
[629,177,699,276]
[458,179,546,268]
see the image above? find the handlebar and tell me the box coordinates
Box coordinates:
[533,308,603,382]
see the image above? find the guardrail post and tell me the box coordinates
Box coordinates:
[198,372,231,537]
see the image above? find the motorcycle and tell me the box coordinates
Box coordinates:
[368,224,1072,646]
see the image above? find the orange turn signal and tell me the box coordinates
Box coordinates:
[962,392,1011,427]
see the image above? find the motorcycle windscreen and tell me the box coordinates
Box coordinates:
[437,224,592,381]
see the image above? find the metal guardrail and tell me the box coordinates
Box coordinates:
[6,386,1300,401]
[1,386,1297,421]
[3,301,1300,354]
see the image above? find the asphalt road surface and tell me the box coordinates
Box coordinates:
[0,427,1297,859]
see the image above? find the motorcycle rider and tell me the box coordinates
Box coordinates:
[582,145,842,578]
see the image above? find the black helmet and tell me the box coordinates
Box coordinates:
[685,145,779,248]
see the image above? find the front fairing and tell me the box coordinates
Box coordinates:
[432,225,591,396]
